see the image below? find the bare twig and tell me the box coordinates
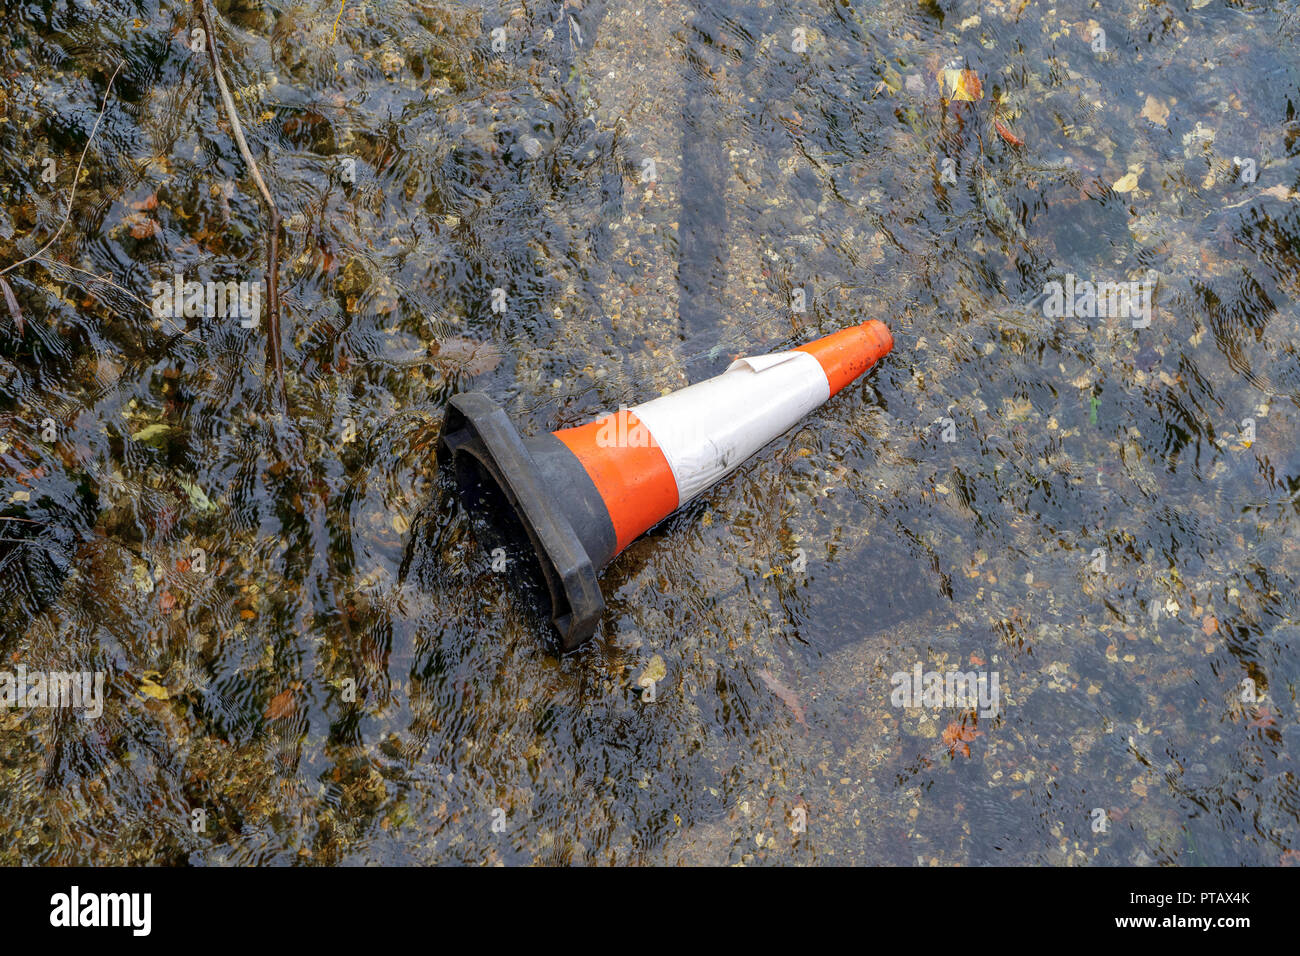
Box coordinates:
[332,0,348,43]
[197,0,286,408]
[0,60,123,279]
[33,257,152,311]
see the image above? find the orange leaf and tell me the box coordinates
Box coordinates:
[125,211,160,239]
[969,653,985,667]
[994,119,1024,147]
[264,687,298,720]
[240,608,256,620]
[757,668,807,726]
[942,718,982,758]
[1246,708,1277,730]
[1201,615,1218,635]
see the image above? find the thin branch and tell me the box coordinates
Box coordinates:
[8,263,219,351]
[197,0,286,408]
[33,256,152,311]
[0,60,124,279]
[332,0,348,43]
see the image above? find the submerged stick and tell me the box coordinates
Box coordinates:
[197,0,286,408]
[32,257,153,312]
[332,0,348,43]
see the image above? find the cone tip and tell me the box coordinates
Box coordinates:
[796,320,893,395]
[862,318,894,356]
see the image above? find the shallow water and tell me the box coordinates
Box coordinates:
[1,0,1298,865]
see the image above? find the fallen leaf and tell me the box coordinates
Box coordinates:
[1140,95,1169,126]
[429,336,501,376]
[130,193,159,211]
[159,590,177,612]
[638,654,666,687]
[1246,708,1277,730]
[1004,396,1033,421]
[757,668,807,726]
[130,423,171,444]
[939,67,983,101]
[10,465,43,488]
[0,276,22,334]
[1113,171,1141,193]
[994,119,1024,146]
[1259,184,1297,202]
[942,717,982,757]
[124,211,160,239]
[264,687,298,720]
[179,478,215,512]
[1201,615,1218,636]
[240,608,256,620]
[136,672,170,701]
[969,652,986,667]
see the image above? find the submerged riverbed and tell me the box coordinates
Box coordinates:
[1,0,1298,865]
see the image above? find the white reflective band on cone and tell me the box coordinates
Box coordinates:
[631,350,831,503]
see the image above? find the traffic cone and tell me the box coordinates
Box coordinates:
[438,320,893,650]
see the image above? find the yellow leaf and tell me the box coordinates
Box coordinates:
[1140,95,1169,126]
[1113,172,1141,193]
[939,67,983,101]
[137,672,170,701]
[638,654,666,686]
[130,423,171,444]
[179,478,215,512]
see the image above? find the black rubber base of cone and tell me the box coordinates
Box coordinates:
[437,392,608,651]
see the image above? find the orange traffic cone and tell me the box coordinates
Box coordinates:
[438,320,893,650]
